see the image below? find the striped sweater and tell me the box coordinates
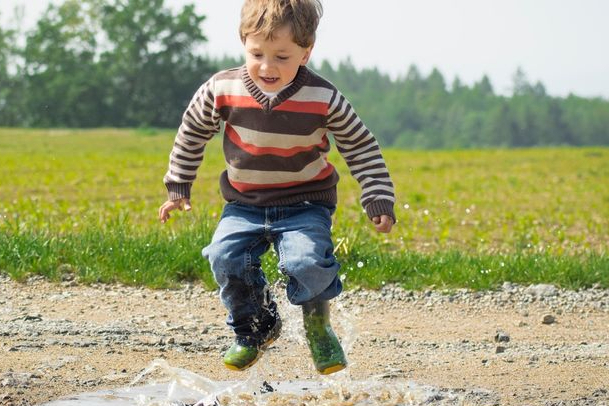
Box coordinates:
[164,65,396,221]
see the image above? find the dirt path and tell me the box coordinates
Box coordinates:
[1,276,608,405]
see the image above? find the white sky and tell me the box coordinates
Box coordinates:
[2,0,609,98]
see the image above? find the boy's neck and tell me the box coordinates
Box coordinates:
[260,82,292,98]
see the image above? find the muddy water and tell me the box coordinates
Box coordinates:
[40,294,469,406]
[41,363,451,406]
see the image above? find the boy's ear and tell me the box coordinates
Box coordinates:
[300,45,314,65]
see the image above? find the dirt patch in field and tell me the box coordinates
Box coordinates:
[1,275,608,405]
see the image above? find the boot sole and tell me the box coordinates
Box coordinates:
[318,362,347,375]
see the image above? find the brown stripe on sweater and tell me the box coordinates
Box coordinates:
[327,98,352,124]
[219,170,340,207]
[346,154,385,168]
[172,142,205,155]
[223,134,330,172]
[351,161,391,176]
[168,168,196,181]
[219,107,325,135]
[335,132,374,151]
[338,143,381,160]
[361,179,395,189]
[329,115,362,136]
[171,151,205,163]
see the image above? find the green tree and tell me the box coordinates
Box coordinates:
[20,0,108,126]
[13,0,214,128]
[512,67,532,96]
[0,18,12,83]
[0,12,22,125]
[98,0,215,127]
[483,101,516,147]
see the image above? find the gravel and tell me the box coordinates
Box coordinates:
[1,274,608,405]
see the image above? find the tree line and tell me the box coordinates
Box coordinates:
[1,0,608,148]
[315,61,609,148]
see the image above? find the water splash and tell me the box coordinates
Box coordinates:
[43,364,466,406]
[42,290,477,406]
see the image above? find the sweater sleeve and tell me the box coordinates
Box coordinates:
[163,76,221,201]
[326,89,396,222]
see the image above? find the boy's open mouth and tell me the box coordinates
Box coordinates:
[260,77,279,85]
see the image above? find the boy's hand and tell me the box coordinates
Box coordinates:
[372,215,394,233]
[158,198,191,223]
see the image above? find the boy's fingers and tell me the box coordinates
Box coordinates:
[159,199,191,223]
[159,204,171,223]
[373,215,394,233]
[159,201,175,222]
[158,204,166,220]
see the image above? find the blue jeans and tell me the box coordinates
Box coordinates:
[202,201,342,340]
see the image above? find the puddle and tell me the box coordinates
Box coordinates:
[41,359,460,406]
[40,292,492,406]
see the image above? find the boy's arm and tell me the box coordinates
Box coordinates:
[163,77,221,201]
[326,89,396,226]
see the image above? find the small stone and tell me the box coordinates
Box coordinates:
[494,330,510,343]
[495,346,507,354]
[260,381,275,393]
[542,315,556,325]
[525,284,558,297]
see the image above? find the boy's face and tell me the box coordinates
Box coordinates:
[244,25,312,93]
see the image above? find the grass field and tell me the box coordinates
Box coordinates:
[1,128,608,290]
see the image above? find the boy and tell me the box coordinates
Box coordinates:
[159,0,395,375]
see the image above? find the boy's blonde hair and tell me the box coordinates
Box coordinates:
[240,0,323,48]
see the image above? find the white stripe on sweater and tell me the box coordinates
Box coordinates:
[231,125,326,149]
[227,157,329,185]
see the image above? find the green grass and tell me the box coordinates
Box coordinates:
[1,128,608,290]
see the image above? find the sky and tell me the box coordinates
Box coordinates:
[2,0,609,99]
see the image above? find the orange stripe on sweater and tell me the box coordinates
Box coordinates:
[215,95,327,115]
[216,95,260,109]
[228,163,335,192]
[226,125,328,157]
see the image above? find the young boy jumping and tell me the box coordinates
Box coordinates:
[159,0,395,375]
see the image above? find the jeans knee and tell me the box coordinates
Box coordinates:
[292,246,337,268]
[203,244,242,277]
[282,255,313,275]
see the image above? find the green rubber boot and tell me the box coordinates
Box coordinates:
[223,318,282,371]
[302,301,347,375]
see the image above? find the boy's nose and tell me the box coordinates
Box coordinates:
[260,58,274,71]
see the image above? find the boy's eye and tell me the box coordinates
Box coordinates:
[277,56,289,61]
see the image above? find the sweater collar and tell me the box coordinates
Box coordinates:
[241,65,309,111]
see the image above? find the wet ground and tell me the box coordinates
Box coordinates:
[2,276,609,405]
